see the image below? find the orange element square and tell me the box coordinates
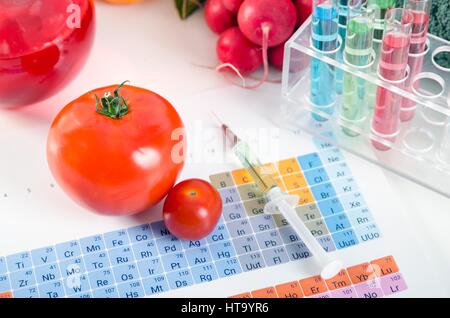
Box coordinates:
[290,188,315,205]
[346,262,374,284]
[0,292,12,298]
[231,168,254,185]
[283,173,307,191]
[325,269,352,291]
[276,281,304,298]
[229,292,252,298]
[251,287,278,298]
[299,275,328,296]
[274,177,286,192]
[277,158,301,175]
[370,255,400,277]
[258,163,279,177]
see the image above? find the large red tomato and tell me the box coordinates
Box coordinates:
[47,83,185,215]
[163,179,222,240]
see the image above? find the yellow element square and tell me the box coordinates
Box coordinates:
[231,168,254,185]
[277,158,301,175]
[282,173,307,191]
[290,188,315,206]
[274,177,286,192]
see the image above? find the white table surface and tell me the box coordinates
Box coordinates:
[1,0,449,296]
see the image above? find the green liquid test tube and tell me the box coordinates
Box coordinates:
[340,2,375,136]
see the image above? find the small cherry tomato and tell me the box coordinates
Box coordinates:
[163,179,222,240]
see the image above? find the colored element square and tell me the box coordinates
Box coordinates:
[332,229,359,250]
[93,286,119,298]
[59,257,85,279]
[262,247,289,266]
[151,221,172,238]
[289,188,315,206]
[222,203,246,222]
[282,173,307,191]
[38,280,65,298]
[304,167,329,185]
[296,204,322,222]
[325,269,352,290]
[239,252,265,272]
[142,275,169,295]
[277,158,301,175]
[161,252,188,272]
[0,274,11,292]
[255,230,283,249]
[227,219,253,238]
[332,177,358,194]
[370,255,399,277]
[117,280,145,298]
[299,275,328,297]
[305,219,329,237]
[80,235,105,255]
[155,235,183,255]
[209,172,235,189]
[330,286,357,298]
[317,197,344,217]
[109,246,135,266]
[319,148,344,165]
[237,183,264,201]
[249,214,276,232]
[219,187,241,205]
[324,213,352,233]
[9,269,36,289]
[326,162,352,180]
[206,223,229,244]
[185,247,212,266]
[215,258,242,278]
[279,226,299,244]
[285,242,310,261]
[347,262,373,284]
[6,252,33,272]
[275,281,304,298]
[274,177,287,191]
[310,182,337,201]
[297,153,323,170]
[272,214,288,228]
[166,269,194,289]
[231,168,254,185]
[103,229,129,249]
[0,292,12,298]
[113,263,140,283]
[137,258,164,278]
[355,223,382,243]
[380,273,408,296]
[210,241,236,261]
[182,239,208,250]
[35,264,60,284]
[132,241,158,261]
[347,208,374,227]
[88,268,115,289]
[191,264,218,284]
[13,287,38,298]
[251,286,277,298]
[31,247,57,267]
[354,279,384,298]
[317,235,336,252]
[233,235,259,255]
[340,192,366,211]
[243,198,268,216]
[64,273,90,296]
[127,224,153,243]
[230,292,252,298]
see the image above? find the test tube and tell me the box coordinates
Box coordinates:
[400,0,431,122]
[340,1,375,136]
[310,0,339,121]
[336,0,349,95]
[371,8,413,151]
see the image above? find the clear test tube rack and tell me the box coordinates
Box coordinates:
[281,16,450,197]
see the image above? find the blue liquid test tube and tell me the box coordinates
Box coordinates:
[336,0,349,95]
[340,1,375,136]
[310,0,339,122]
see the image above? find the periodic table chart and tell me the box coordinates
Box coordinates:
[0,87,448,298]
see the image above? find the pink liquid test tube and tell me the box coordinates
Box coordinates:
[400,0,431,122]
[371,8,413,151]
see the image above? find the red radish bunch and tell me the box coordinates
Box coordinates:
[204,0,312,88]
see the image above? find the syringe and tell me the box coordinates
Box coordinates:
[213,115,343,279]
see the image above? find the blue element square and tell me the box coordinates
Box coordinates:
[137,258,164,278]
[279,226,299,244]
[151,220,172,238]
[83,251,110,272]
[9,269,36,289]
[232,235,259,255]
[355,223,382,243]
[113,263,140,284]
[249,214,276,232]
[88,268,115,289]
[35,263,60,284]
[324,213,352,233]
[31,246,57,267]
[332,229,359,250]
[127,224,153,243]
[255,230,283,249]
[219,187,241,205]
[80,235,106,254]
[215,258,242,278]
[317,197,344,217]
[0,274,11,292]
[117,280,145,298]
[166,269,193,290]
[317,235,336,252]
[142,275,169,296]
[132,240,158,261]
[6,251,33,272]
[56,240,82,260]
[310,182,337,201]
[103,229,129,249]
[313,139,334,151]
[340,192,366,211]
[222,203,246,222]
[285,242,311,261]
[262,247,289,266]
[93,286,119,298]
[227,219,253,238]
[319,148,344,165]
[206,223,230,244]
[332,177,358,195]
[185,247,212,266]
[65,273,90,296]
[326,162,352,180]
[155,235,183,255]
[13,286,39,298]
[209,241,236,261]
[304,167,330,186]
[69,292,92,298]
[59,257,85,278]
[181,238,208,250]
[238,252,266,272]
[191,264,218,284]
[347,207,374,227]
[0,257,6,273]
[38,280,65,298]
[297,153,323,170]
[109,246,134,266]
[161,252,189,272]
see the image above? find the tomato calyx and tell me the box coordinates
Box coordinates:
[94,81,131,119]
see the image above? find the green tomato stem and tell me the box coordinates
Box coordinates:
[95,81,130,119]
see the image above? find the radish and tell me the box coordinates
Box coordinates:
[205,0,237,34]
[295,0,313,27]
[216,27,263,76]
[222,0,243,13]
[268,43,285,70]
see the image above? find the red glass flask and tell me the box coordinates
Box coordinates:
[0,0,95,107]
